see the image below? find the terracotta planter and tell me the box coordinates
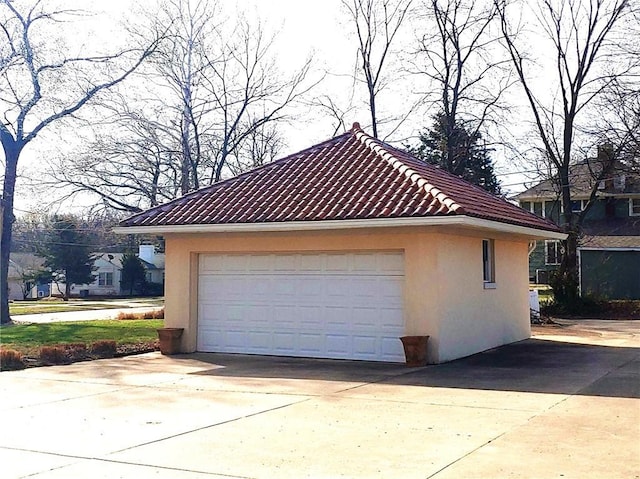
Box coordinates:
[157,328,184,355]
[400,335,430,367]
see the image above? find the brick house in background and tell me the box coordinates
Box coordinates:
[516,158,640,300]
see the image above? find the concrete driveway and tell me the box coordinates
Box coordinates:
[1,321,638,479]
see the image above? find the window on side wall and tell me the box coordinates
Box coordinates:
[482,239,496,288]
[630,198,640,216]
[545,240,562,265]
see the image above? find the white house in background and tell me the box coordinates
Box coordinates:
[38,245,165,297]
[73,253,125,296]
[138,244,165,285]
[7,253,46,300]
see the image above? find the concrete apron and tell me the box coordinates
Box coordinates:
[0,322,638,479]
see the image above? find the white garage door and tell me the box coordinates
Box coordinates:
[198,252,405,362]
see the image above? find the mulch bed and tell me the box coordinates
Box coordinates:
[15,341,159,369]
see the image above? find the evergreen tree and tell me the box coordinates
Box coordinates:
[39,215,96,300]
[410,113,501,194]
[120,252,148,296]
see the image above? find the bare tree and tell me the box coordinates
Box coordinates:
[313,94,358,137]
[151,1,316,185]
[411,0,509,178]
[225,123,285,177]
[47,1,317,212]
[47,95,184,213]
[152,0,219,195]
[201,16,316,183]
[591,78,640,163]
[342,0,414,138]
[495,0,638,302]
[0,0,161,324]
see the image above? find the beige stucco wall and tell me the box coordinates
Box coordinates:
[434,234,530,362]
[163,225,531,363]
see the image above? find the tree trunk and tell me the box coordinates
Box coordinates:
[0,137,23,324]
[368,84,378,139]
[555,162,580,304]
[64,277,71,302]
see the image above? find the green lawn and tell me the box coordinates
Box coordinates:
[0,320,163,356]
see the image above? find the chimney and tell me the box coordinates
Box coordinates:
[597,143,614,161]
[138,244,155,264]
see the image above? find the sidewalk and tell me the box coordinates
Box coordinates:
[11,306,163,324]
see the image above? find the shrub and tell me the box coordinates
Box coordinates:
[117,308,164,320]
[91,340,117,358]
[0,349,26,371]
[60,343,88,361]
[40,346,70,365]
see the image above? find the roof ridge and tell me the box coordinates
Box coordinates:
[351,125,465,214]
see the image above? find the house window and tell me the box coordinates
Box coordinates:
[533,201,544,217]
[571,200,586,213]
[98,272,113,287]
[630,198,640,216]
[482,239,496,286]
[545,240,562,265]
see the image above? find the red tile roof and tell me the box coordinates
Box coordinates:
[120,124,560,233]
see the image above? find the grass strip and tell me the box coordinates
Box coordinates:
[0,319,163,357]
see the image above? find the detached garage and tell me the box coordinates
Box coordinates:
[117,123,564,363]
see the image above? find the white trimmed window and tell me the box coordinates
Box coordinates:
[630,198,640,216]
[98,272,113,287]
[545,240,562,265]
[571,199,587,213]
[482,239,496,286]
[524,201,546,218]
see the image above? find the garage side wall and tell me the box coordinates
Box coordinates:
[435,235,531,362]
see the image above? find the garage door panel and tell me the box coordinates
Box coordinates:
[351,307,381,329]
[222,254,250,272]
[298,306,325,329]
[377,277,403,298]
[273,332,296,354]
[299,254,324,272]
[272,305,297,328]
[247,331,271,351]
[351,253,378,274]
[378,309,404,331]
[353,335,377,356]
[380,337,404,360]
[326,254,350,272]
[349,277,378,296]
[198,252,405,362]
[273,254,299,271]
[326,334,350,356]
[297,277,324,298]
[299,333,323,354]
[378,252,404,271]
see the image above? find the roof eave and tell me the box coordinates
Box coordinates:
[114,216,566,240]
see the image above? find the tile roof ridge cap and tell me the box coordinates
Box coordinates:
[352,128,465,214]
